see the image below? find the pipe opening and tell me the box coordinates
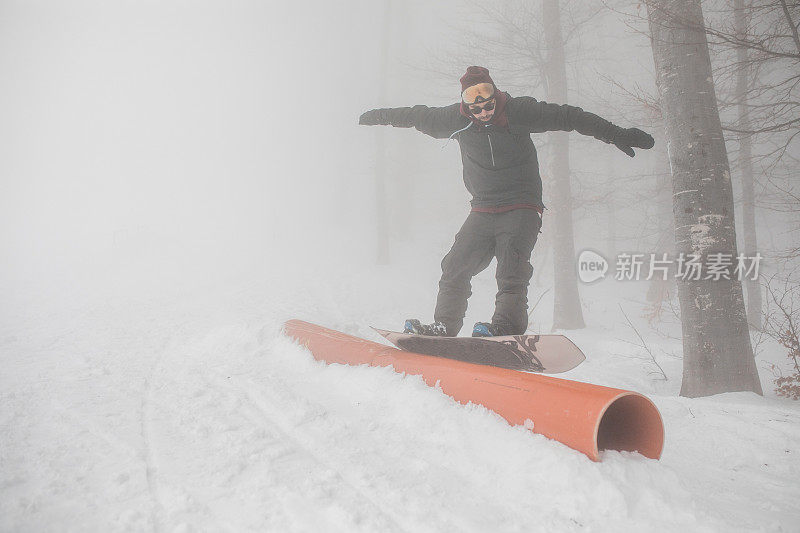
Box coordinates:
[597,394,664,459]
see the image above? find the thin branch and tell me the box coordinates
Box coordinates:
[618,303,669,381]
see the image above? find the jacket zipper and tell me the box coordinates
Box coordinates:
[487,134,495,167]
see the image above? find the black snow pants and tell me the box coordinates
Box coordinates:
[434,208,542,336]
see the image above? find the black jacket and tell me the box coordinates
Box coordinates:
[370,94,626,209]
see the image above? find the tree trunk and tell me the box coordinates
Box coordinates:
[647,0,762,396]
[542,0,585,330]
[646,133,676,310]
[734,0,762,329]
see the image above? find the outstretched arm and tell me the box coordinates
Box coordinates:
[510,97,655,157]
[358,104,464,139]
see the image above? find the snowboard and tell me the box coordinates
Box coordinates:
[372,328,585,373]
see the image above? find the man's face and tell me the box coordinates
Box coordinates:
[468,98,496,122]
[462,82,496,122]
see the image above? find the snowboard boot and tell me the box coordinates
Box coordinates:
[404,319,447,337]
[471,322,513,337]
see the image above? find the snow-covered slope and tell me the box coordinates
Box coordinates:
[2,255,798,533]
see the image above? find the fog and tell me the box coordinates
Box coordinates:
[2,1,791,310]
[1,1,469,297]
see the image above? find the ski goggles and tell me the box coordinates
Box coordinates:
[468,98,496,115]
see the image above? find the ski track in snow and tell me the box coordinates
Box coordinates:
[1,267,799,532]
[141,374,163,533]
[141,345,172,533]
[200,368,413,531]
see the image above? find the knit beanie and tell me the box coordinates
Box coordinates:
[460,66,495,103]
[458,66,508,127]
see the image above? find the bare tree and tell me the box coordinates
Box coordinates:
[680,0,799,267]
[733,0,764,328]
[602,0,797,319]
[706,0,800,151]
[644,137,678,323]
[647,0,763,397]
[573,17,678,322]
[762,272,800,399]
[543,0,586,329]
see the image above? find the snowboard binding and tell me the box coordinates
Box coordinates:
[404,319,447,337]
[472,322,513,337]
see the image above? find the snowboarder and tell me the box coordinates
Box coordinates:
[359,66,654,337]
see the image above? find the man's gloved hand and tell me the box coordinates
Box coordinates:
[359,109,390,126]
[613,127,655,157]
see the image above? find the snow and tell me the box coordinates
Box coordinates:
[2,252,799,532]
[689,214,726,254]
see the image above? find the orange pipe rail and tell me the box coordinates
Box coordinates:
[284,319,664,461]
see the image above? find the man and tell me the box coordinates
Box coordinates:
[359,66,654,337]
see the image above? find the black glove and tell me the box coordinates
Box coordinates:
[613,127,655,157]
[359,109,390,126]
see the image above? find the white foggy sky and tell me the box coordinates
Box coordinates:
[1,0,385,284]
[2,0,786,299]
[0,1,474,290]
